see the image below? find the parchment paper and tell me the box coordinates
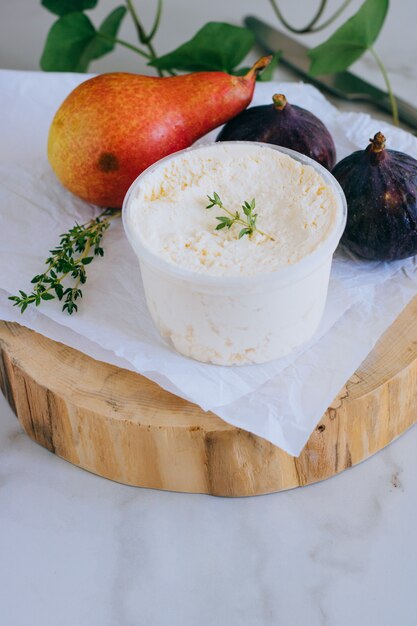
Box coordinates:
[0,70,416,456]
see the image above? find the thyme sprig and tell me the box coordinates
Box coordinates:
[206,192,275,241]
[9,208,120,315]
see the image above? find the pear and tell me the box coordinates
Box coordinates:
[47,57,271,208]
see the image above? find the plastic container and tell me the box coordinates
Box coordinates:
[123,142,347,365]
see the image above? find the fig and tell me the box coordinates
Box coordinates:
[333,132,417,261]
[216,93,336,170]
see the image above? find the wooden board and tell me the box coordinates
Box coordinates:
[0,298,416,496]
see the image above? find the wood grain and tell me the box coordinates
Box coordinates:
[0,297,416,496]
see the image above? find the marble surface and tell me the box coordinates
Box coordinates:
[1,0,417,624]
[1,393,417,626]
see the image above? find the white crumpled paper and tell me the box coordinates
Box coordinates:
[0,69,416,456]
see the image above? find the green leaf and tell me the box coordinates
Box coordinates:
[55,284,64,300]
[258,51,281,81]
[41,0,98,17]
[239,228,252,239]
[242,205,250,216]
[40,13,96,71]
[41,292,56,301]
[308,0,389,75]
[85,6,127,62]
[81,256,94,265]
[230,66,251,76]
[40,7,126,72]
[149,22,255,72]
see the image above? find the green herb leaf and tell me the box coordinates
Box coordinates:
[206,192,274,240]
[149,22,255,72]
[239,227,252,239]
[10,208,120,315]
[41,292,56,301]
[40,7,126,72]
[41,0,98,17]
[308,0,389,75]
[242,203,251,216]
[55,284,64,299]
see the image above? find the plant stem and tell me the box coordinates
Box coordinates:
[370,47,399,126]
[9,208,121,315]
[269,0,326,33]
[147,0,163,42]
[126,0,147,41]
[125,0,164,76]
[268,0,354,34]
[39,209,120,298]
[98,32,152,59]
[41,236,93,298]
[309,0,354,32]
[72,238,92,292]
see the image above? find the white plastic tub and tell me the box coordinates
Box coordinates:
[123,142,347,365]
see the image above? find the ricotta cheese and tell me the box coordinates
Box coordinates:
[123,142,345,365]
[128,143,338,276]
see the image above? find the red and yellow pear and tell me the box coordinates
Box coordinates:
[47,57,271,208]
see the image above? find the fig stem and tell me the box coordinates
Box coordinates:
[272,94,287,110]
[369,132,386,152]
[369,47,399,127]
[245,56,273,79]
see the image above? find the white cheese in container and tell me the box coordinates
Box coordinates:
[123,142,346,365]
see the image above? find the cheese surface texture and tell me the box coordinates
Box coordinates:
[128,143,339,276]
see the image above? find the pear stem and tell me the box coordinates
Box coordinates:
[245,56,273,80]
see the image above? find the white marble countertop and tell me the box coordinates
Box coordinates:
[2,392,417,626]
[1,1,417,624]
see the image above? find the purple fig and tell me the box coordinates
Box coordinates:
[216,93,336,170]
[333,132,417,261]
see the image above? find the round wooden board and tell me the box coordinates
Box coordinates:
[0,299,416,497]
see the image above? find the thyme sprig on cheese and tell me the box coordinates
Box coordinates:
[206,192,275,241]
